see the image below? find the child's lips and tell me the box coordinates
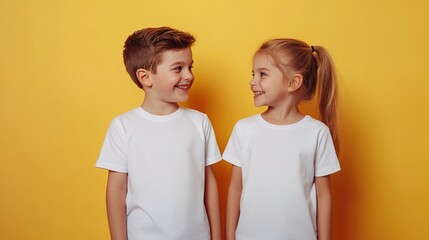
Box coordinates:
[175,84,191,90]
[253,91,265,97]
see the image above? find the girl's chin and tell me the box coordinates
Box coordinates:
[253,102,265,107]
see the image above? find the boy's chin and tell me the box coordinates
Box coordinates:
[177,97,189,103]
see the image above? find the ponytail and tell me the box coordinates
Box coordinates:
[313,46,339,150]
[256,39,339,150]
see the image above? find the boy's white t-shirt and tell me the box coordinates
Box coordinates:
[96,107,221,240]
[222,114,340,240]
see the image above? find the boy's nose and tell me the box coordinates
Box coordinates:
[183,70,193,81]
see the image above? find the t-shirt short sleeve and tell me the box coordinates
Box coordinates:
[203,115,222,166]
[314,128,341,177]
[96,118,128,173]
[222,123,243,167]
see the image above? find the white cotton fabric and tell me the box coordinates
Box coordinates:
[96,107,221,240]
[222,114,340,240]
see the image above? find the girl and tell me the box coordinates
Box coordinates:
[224,39,341,240]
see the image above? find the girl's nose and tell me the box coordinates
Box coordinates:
[249,77,257,86]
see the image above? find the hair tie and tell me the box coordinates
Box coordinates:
[311,46,315,53]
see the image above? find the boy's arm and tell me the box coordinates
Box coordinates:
[315,175,332,240]
[204,166,222,240]
[225,165,242,240]
[106,170,128,240]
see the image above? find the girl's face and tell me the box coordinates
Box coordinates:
[250,53,290,107]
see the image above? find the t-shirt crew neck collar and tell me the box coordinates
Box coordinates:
[136,106,184,121]
[256,114,311,129]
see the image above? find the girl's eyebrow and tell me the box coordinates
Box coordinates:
[253,67,270,72]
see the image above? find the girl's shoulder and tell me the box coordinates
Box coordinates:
[302,115,330,131]
[235,114,261,127]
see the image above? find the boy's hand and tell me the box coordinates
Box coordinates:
[205,166,222,240]
[106,170,128,240]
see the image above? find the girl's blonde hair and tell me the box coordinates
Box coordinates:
[256,39,339,148]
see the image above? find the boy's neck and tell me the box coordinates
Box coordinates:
[140,100,180,115]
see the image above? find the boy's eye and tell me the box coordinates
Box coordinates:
[188,65,193,72]
[260,72,267,77]
[173,66,183,72]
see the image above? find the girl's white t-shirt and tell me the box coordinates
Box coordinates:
[96,107,221,240]
[222,114,340,240]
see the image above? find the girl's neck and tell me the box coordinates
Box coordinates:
[262,105,304,125]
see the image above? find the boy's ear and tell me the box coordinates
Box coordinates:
[288,73,303,92]
[136,68,153,87]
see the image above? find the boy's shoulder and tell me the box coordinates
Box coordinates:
[181,107,207,118]
[109,107,213,127]
[113,107,209,122]
[112,107,142,121]
[180,108,213,126]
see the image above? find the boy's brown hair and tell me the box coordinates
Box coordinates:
[123,27,196,88]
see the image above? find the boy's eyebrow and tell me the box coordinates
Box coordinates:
[169,60,194,66]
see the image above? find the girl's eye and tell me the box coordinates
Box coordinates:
[260,72,267,77]
[173,66,183,72]
[188,66,193,72]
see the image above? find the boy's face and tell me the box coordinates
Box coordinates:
[146,48,194,104]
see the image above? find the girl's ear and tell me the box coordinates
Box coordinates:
[136,68,153,87]
[288,74,303,92]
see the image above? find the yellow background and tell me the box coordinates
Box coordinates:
[1,0,428,239]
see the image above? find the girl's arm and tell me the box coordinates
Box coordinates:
[205,166,222,240]
[106,170,128,240]
[315,175,332,240]
[226,165,242,240]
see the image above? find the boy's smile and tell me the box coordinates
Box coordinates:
[175,83,192,91]
[142,47,194,112]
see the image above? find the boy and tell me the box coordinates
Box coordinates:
[96,27,221,240]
